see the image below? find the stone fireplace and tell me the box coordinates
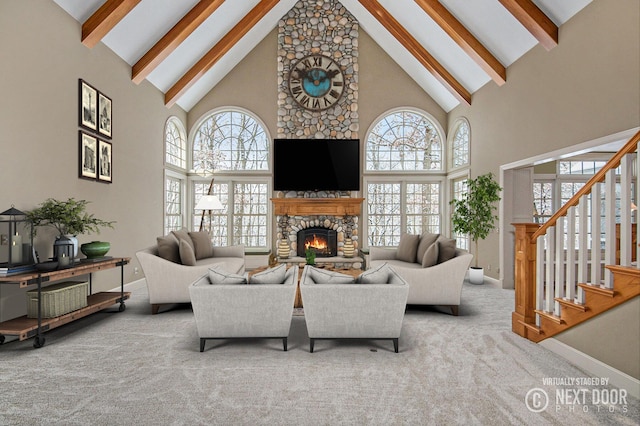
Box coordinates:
[273,194,363,269]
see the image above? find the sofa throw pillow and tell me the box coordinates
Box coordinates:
[188,231,214,260]
[421,241,439,267]
[396,233,419,263]
[308,267,356,284]
[179,239,197,266]
[357,262,389,284]
[437,237,457,264]
[208,266,247,285]
[157,234,180,264]
[249,264,287,284]
[172,228,195,252]
[416,232,439,264]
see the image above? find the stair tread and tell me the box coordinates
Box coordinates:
[554,297,588,312]
[534,309,565,324]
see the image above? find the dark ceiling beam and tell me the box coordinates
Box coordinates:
[132,0,226,84]
[498,0,558,51]
[82,0,142,48]
[414,0,506,86]
[165,0,279,107]
[358,0,471,105]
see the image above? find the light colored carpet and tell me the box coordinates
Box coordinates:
[0,279,638,425]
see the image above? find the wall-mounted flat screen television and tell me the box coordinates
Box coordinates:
[273,139,360,191]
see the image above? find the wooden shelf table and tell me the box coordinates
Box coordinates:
[0,257,130,348]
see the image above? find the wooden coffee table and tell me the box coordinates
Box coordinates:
[248,264,362,308]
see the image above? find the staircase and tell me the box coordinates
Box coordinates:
[512,131,640,343]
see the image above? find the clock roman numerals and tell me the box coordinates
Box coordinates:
[289,54,345,111]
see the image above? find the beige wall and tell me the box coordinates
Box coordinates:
[554,297,640,379]
[0,1,185,320]
[448,0,640,279]
[189,29,447,146]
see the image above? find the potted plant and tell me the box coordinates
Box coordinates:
[450,173,502,284]
[26,198,114,260]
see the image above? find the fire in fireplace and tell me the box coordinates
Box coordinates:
[297,227,337,257]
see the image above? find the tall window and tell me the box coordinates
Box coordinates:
[451,177,469,250]
[450,118,470,169]
[365,109,445,246]
[533,181,554,224]
[164,117,187,234]
[190,109,270,250]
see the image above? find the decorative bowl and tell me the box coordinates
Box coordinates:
[35,261,58,272]
[80,241,110,259]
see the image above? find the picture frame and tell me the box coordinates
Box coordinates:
[79,79,98,132]
[98,139,113,183]
[98,91,112,138]
[79,131,98,180]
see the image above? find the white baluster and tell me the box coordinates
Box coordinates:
[536,235,545,326]
[591,184,602,285]
[554,218,565,316]
[577,195,588,304]
[620,154,632,266]
[604,169,616,288]
[566,206,576,301]
[545,226,555,314]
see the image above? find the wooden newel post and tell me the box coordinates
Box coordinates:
[512,223,540,338]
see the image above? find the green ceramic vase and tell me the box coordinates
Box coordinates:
[80,241,110,259]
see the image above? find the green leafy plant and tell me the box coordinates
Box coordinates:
[450,173,502,268]
[26,198,114,236]
[305,248,316,266]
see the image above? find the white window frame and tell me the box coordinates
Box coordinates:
[188,107,272,251]
[163,116,187,235]
[363,107,447,249]
[448,117,470,171]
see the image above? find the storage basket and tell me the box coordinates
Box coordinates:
[27,281,89,318]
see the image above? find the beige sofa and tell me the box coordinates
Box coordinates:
[369,244,473,315]
[136,244,245,314]
[300,265,409,353]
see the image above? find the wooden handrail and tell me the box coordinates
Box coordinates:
[532,130,640,240]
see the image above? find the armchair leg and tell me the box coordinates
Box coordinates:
[283,337,288,351]
[309,338,315,353]
[449,305,459,316]
[151,304,160,315]
[200,338,206,352]
[393,338,399,353]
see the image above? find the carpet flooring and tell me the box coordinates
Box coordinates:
[0,279,638,425]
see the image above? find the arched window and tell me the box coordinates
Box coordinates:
[364,109,445,247]
[165,117,186,169]
[366,110,442,171]
[164,117,187,234]
[192,110,268,173]
[190,109,270,250]
[450,118,470,170]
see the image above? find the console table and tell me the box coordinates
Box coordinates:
[0,257,130,348]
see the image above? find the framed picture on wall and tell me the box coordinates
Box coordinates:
[79,79,98,132]
[98,139,112,183]
[79,131,98,180]
[98,91,112,138]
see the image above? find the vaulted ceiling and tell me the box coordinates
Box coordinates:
[53,0,591,112]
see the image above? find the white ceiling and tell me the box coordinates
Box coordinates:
[52,0,591,112]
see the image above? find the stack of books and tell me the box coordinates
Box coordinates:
[0,264,36,276]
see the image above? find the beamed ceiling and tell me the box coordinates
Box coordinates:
[53,0,591,112]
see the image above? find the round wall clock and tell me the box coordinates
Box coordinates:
[289,54,345,111]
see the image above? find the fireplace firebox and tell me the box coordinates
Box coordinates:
[297,227,337,257]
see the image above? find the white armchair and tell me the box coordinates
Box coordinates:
[369,248,473,315]
[189,265,298,352]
